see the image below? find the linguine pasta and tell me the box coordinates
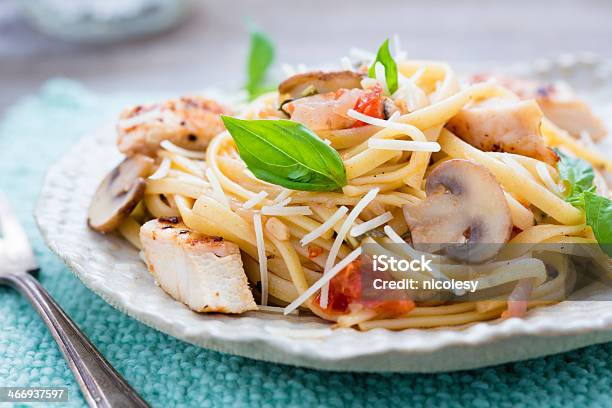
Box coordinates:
[96,44,610,331]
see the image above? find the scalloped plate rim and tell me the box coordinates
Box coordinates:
[34,56,612,372]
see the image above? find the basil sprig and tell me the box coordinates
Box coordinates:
[221,117,347,191]
[584,191,612,253]
[556,148,612,256]
[555,148,596,206]
[245,28,275,100]
[368,39,399,94]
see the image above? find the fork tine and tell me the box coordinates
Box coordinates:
[0,191,38,273]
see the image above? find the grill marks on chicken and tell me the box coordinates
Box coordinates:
[447,98,558,166]
[140,218,257,314]
[117,96,232,157]
[472,74,607,141]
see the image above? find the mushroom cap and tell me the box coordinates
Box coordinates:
[403,159,512,263]
[88,154,154,233]
[278,70,363,102]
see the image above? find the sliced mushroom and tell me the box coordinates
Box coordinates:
[278,70,363,103]
[403,159,512,263]
[88,154,154,233]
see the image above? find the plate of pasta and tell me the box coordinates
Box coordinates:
[36,36,612,372]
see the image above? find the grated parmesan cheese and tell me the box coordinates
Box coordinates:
[300,206,349,247]
[167,170,208,185]
[272,197,292,208]
[360,77,380,89]
[284,247,363,315]
[274,189,292,204]
[350,211,393,237]
[346,109,424,141]
[160,140,207,160]
[393,79,429,112]
[383,225,414,249]
[388,111,400,122]
[205,168,230,209]
[261,206,312,216]
[242,191,268,210]
[392,33,407,61]
[148,157,171,180]
[161,152,205,178]
[374,62,390,95]
[253,212,269,306]
[320,188,380,308]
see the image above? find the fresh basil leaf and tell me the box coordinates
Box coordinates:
[367,39,399,94]
[583,191,612,256]
[246,29,275,100]
[555,148,611,255]
[554,148,596,207]
[221,116,347,191]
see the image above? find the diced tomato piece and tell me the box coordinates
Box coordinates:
[352,85,384,127]
[334,89,347,99]
[364,299,415,318]
[308,244,324,259]
[315,259,415,318]
[315,260,362,313]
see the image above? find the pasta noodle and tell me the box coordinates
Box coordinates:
[105,55,609,331]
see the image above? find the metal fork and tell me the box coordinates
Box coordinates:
[0,193,149,408]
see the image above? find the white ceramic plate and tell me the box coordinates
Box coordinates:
[36,57,612,372]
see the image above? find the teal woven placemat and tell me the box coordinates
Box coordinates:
[1,80,611,408]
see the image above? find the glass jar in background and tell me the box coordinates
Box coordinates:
[14,0,193,43]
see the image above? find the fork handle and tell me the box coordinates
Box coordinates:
[5,273,150,408]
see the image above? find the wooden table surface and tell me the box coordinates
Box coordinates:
[1,0,611,113]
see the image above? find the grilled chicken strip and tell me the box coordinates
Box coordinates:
[284,89,364,131]
[538,96,607,142]
[140,218,257,314]
[472,74,607,141]
[447,97,558,165]
[117,96,232,157]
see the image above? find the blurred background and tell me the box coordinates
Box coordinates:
[1,0,612,113]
